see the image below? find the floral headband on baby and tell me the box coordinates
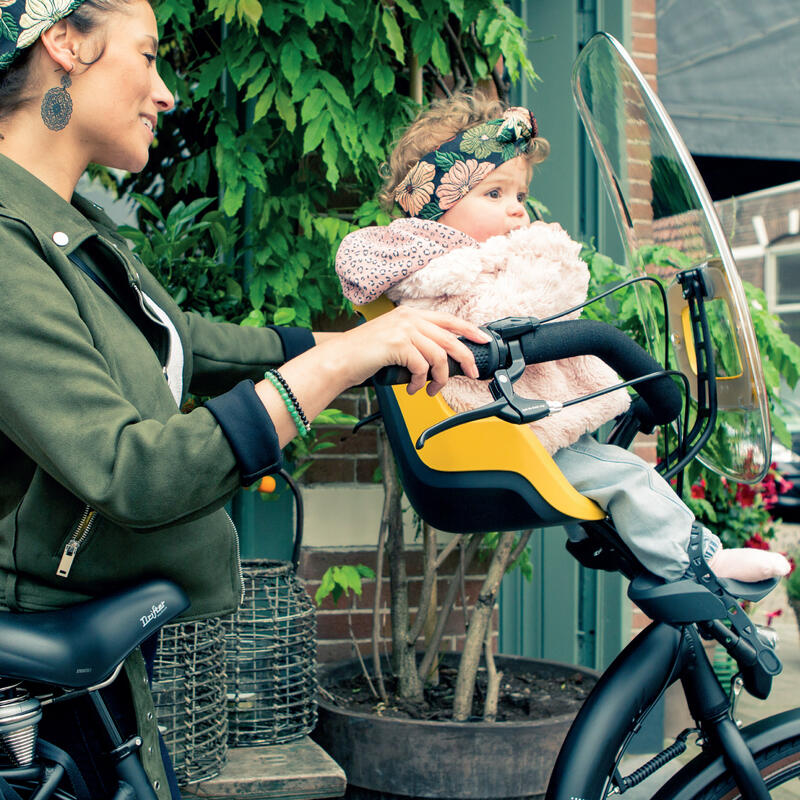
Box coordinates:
[394,107,538,220]
[0,0,85,72]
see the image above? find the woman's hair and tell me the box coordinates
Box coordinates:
[379,91,550,211]
[0,0,140,123]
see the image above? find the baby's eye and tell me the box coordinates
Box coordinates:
[517,192,528,203]
[486,189,501,199]
[144,53,157,65]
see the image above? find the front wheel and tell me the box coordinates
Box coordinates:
[653,732,800,800]
[696,735,800,799]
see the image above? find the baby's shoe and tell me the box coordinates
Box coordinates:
[703,527,791,582]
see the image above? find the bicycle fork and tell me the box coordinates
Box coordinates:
[545,622,771,800]
[681,627,771,800]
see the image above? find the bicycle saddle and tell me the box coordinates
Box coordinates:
[0,580,189,689]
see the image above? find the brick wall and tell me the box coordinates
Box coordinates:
[300,546,498,664]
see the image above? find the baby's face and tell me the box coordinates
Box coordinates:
[439,156,531,242]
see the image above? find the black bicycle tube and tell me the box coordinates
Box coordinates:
[650,708,800,800]
[680,627,772,799]
[545,622,685,800]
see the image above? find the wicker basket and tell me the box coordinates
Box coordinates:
[151,617,228,784]
[224,559,317,746]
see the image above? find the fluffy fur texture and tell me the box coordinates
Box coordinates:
[385,221,631,454]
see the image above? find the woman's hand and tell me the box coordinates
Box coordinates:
[335,306,490,395]
[257,307,490,448]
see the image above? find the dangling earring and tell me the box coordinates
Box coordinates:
[41,69,73,132]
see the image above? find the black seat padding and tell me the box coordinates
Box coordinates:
[0,580,189,688]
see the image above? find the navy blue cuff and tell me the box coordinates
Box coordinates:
[267,326,315,361]
[206,380,282,486]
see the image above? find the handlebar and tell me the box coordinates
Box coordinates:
[374,318,683,428]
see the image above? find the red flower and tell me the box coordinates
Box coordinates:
[744,533,770,551]
[735,483,757,508]
[765,609,783,627]
[690,480,706,500]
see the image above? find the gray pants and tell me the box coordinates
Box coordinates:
[553,434,720,581]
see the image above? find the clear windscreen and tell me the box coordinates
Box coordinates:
[571,33,771,482]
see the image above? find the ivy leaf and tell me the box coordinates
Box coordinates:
[262,4,285,32]
[291,68,320,102]
[241,309,266,328]
[393,0,421,20]
[381,7,405,61]
[253,83,276,122]
[280,42,303,84]
[237,0,262,29]
[301,88,328,124]
[430,33,450,73]
[222,181,246,216]
[275,88,297,132]
[273,307,297,325]
[247,270,269,309]
[373,63,395,97]
[304,0,325,25]
[318,71,352,110]
[302,109,331,154]
[194,55,225,100]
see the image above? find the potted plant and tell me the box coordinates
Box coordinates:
[311,425,598,800]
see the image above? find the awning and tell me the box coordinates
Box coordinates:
[656,0,800,160]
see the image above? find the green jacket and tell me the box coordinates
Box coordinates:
[0,153,311,620]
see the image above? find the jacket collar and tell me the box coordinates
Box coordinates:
[0,152,110,254]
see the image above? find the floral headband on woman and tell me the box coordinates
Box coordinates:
[0,0,85,72]
[394,107,538,220]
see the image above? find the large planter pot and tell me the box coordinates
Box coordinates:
[312,653,598,800]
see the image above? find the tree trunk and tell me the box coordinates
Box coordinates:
[452,531,516,721]
[378,427,423,702]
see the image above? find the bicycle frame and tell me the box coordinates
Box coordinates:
[546,621,782,800]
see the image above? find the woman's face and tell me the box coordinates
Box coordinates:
[70,0,173,172]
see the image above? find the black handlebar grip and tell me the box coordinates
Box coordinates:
[373,336,498,385]
[518,320,683,425]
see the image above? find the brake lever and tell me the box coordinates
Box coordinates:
[415,339,559,449]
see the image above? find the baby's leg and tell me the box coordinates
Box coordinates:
[554,434,692,581]
[553,435,790,582]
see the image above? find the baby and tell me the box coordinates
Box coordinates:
[336,92,790,584]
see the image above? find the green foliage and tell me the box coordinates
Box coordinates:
[284,407,359,481]
[315,563,376,606]
[682,471,780,549]
[580,246,800,543]
[119,193,246,320]
[117,0,537,331]
[479,531,533,580]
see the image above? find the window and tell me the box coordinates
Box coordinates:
[766,244,800,346]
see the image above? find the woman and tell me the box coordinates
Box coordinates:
[0,0,486,795]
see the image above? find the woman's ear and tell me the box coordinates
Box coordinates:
[39,20,79,74]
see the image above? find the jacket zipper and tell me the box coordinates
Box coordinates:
[57,506,98,578]
[225,510,246,605]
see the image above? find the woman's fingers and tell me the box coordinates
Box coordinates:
[344,306,491,392]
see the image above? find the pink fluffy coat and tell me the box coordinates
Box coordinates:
[385,221,631,454]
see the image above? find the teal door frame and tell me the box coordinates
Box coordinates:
[500,0,632,672]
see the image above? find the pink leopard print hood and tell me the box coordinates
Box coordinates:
[336,218,477,304]
[336,219,630,453]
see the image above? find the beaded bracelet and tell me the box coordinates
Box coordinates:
[264,369,311,437]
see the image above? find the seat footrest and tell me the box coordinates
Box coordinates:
[181,737,346,800]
